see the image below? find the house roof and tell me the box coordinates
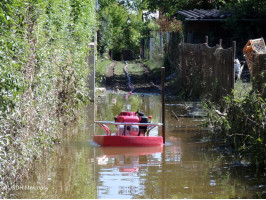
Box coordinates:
[177,9,232,21]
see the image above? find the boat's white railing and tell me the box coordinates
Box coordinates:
[95,121,163,126]
[95,121,163,136]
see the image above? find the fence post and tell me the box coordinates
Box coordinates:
[88,42,96,102]
[161,67,165,144]
[205,36,208,45]
[232,41,236,89]
[219,39,222,48]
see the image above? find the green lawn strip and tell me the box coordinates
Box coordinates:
[143,57,163,71]
[114,62,126,76]
[142,58,163,79]
[95,59,111,87]
[234,80,252,99]
[126,63,144,75]
[96,59,112,75]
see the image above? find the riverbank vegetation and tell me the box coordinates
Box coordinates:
[204,81,266,170]
[0,0,95,197]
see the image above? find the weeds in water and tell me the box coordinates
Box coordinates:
[203,81,266,170]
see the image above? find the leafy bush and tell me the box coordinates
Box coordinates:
[0,0,95,197]
[97,1,145,60]
[204,83,266,169]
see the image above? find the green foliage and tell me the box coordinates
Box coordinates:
[222,0,266,40]
[0,0,96,197]
[204,84,266,169]
[0,0,28,114]
[97,0,145,60]
[0,71,24,113]
[156,16,183,33]
[224,0,266,18]
[95,58,111,87]
[142,0,265,17]
[143,56,163,71]
[119,0,147,11]
[143,0,218,16]
[143,56,163,79]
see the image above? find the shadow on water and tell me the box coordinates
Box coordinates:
[12,92,266,199]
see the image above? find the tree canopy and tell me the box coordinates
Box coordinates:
[97,0,145,59]
[97,0,266,59]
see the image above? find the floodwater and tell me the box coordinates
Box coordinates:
[12,92,265,199]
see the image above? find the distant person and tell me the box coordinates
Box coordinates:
[234,59,241,80]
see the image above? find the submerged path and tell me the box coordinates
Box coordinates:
[105,60,161,94]
[123,61,134,99]
[105,61,117,90]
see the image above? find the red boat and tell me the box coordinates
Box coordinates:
[99,146,163,155]
[93,111,163,147]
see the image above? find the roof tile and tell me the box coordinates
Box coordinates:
[177,9,231,20]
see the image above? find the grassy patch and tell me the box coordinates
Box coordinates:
[143,57,164,79]
[95,58,111,87]
[96,58,112,75]
[127,63,144,75]
[234,80,252,99]
[143,56,164,71]
[114,62,126,76]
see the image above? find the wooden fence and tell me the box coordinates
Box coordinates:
[178,39,234,101]
[253,53,266,97]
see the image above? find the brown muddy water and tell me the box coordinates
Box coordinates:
[11,92,266,199]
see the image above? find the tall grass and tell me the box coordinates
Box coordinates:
[95,58,111,87]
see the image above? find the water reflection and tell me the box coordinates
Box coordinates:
[96,146,165,199]
[12,92,266,199]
